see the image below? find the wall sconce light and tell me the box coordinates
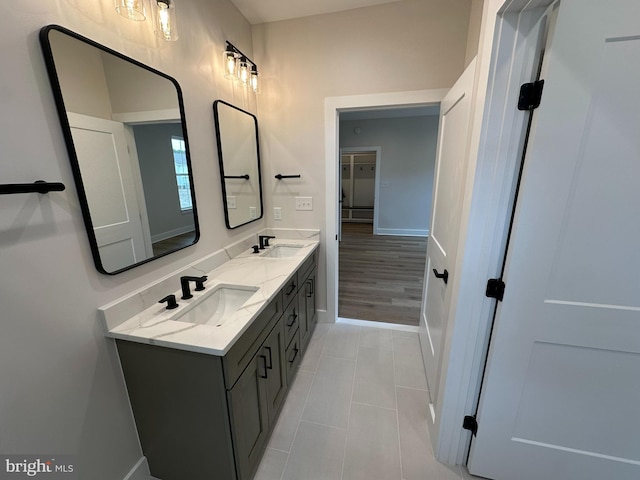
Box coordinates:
[223,41,260,94]
[114,0,147,21]
[153,0,178,41]
[114,0,179,41]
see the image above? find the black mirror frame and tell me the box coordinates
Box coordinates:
[39,24,200,275]
[213,100,264,229]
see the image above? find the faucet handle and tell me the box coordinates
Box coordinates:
[252,245,260,254]
[263,235,276,247]
[159,294,179,310]
[195,275,208,291]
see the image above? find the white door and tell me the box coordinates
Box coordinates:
[68,113,149,273]
[468,1,640,479]
[419,59,476,407]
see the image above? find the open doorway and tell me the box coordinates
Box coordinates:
[325,88,447,328]
[336,107,439,326]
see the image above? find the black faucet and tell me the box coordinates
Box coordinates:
[259,235,276,249]
[159,294,179,310]
[180,275,208,299]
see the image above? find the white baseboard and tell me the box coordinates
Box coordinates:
[337,317,420,333]
[151,226,195,243]
[123,457,151,480]
[374,227,429,237]
[316,309,331,324]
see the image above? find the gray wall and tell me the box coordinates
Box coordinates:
[133,123,194,240]
[340,116,439,235]
[0,1,260,479]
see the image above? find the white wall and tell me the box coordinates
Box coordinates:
[253,0,472,313]
[0,0,262,478]
[340,115,439,235]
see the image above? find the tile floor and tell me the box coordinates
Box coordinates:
[253,322,478,480]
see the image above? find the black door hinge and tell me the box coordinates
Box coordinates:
[518,80,545,111]
[486,278,505,301]
[463,415,478,436]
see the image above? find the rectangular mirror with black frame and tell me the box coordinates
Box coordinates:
[40,25,199,275]
[213,100,263,229]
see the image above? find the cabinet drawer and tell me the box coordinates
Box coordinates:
[282,273,298,307]
[285,331,301,384]
[283,299,299,346]
[223,293,282,389]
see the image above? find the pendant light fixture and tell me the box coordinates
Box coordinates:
[114,0,147,21]
[154,0,178,41]
[223,41,260,94]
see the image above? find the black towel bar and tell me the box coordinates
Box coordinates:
[224,175,250,180]
[0,181,66,195]
[275,174,301,180]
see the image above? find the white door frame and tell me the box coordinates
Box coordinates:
[325,89,448,329]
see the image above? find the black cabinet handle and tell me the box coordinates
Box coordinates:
[288,347,299,364]
[287,310,298,327]
[259,355,268,378]
[306,278,314,297]
[433,268,449,284]
[286,283,296,295]
[264,346,273,369]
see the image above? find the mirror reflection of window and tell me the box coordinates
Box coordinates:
[171,136,192,211]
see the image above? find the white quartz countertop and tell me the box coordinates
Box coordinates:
[101,239,319,356]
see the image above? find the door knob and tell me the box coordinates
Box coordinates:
[433,268,449,284]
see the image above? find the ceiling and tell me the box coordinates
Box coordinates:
[230,0,403,25]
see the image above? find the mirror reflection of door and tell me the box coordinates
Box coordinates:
[42,26,198,274]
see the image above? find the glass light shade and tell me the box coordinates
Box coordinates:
[237,57,249,86]
[114,0,147,21]
[154,0,178,41]
[250,66,260,94]
[223,49,237,79]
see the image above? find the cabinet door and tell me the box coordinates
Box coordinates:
[300,270,316,349]
[227,354,269,480]
[263,320,287,424]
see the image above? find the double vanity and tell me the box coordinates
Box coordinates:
[100,235,319,480]
[40,22,316,480]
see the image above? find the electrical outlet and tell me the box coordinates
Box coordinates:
[226,196,236,209]
[274,207,282,220]
[295,197,313,211]
[249,206,257,219]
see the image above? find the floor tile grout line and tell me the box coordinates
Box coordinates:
[340,325,360,480]
[278,325,326,480]
[350,399,397,412]
[392,330,406,480]
[395,384,430,393]
[296,419,349,432]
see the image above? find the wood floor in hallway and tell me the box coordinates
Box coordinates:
[338,223,428,326]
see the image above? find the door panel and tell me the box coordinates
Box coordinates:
[469,1,640,478]
[68,112,148,272]
[419,60,476,406]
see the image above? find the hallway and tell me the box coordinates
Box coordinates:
[253,322,474,480]
[339,223,428,326]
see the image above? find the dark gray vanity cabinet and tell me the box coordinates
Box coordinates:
[115,249,318,480]
[228,318,287,480]
[297,250,318,352]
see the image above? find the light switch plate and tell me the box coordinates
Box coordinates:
[249,206,257,219]
[226,196,236,209]
[295,197,313,211]
[274,207,282,220]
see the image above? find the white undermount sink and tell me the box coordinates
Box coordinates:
[260,244,304,258]
[172,284,258,327]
